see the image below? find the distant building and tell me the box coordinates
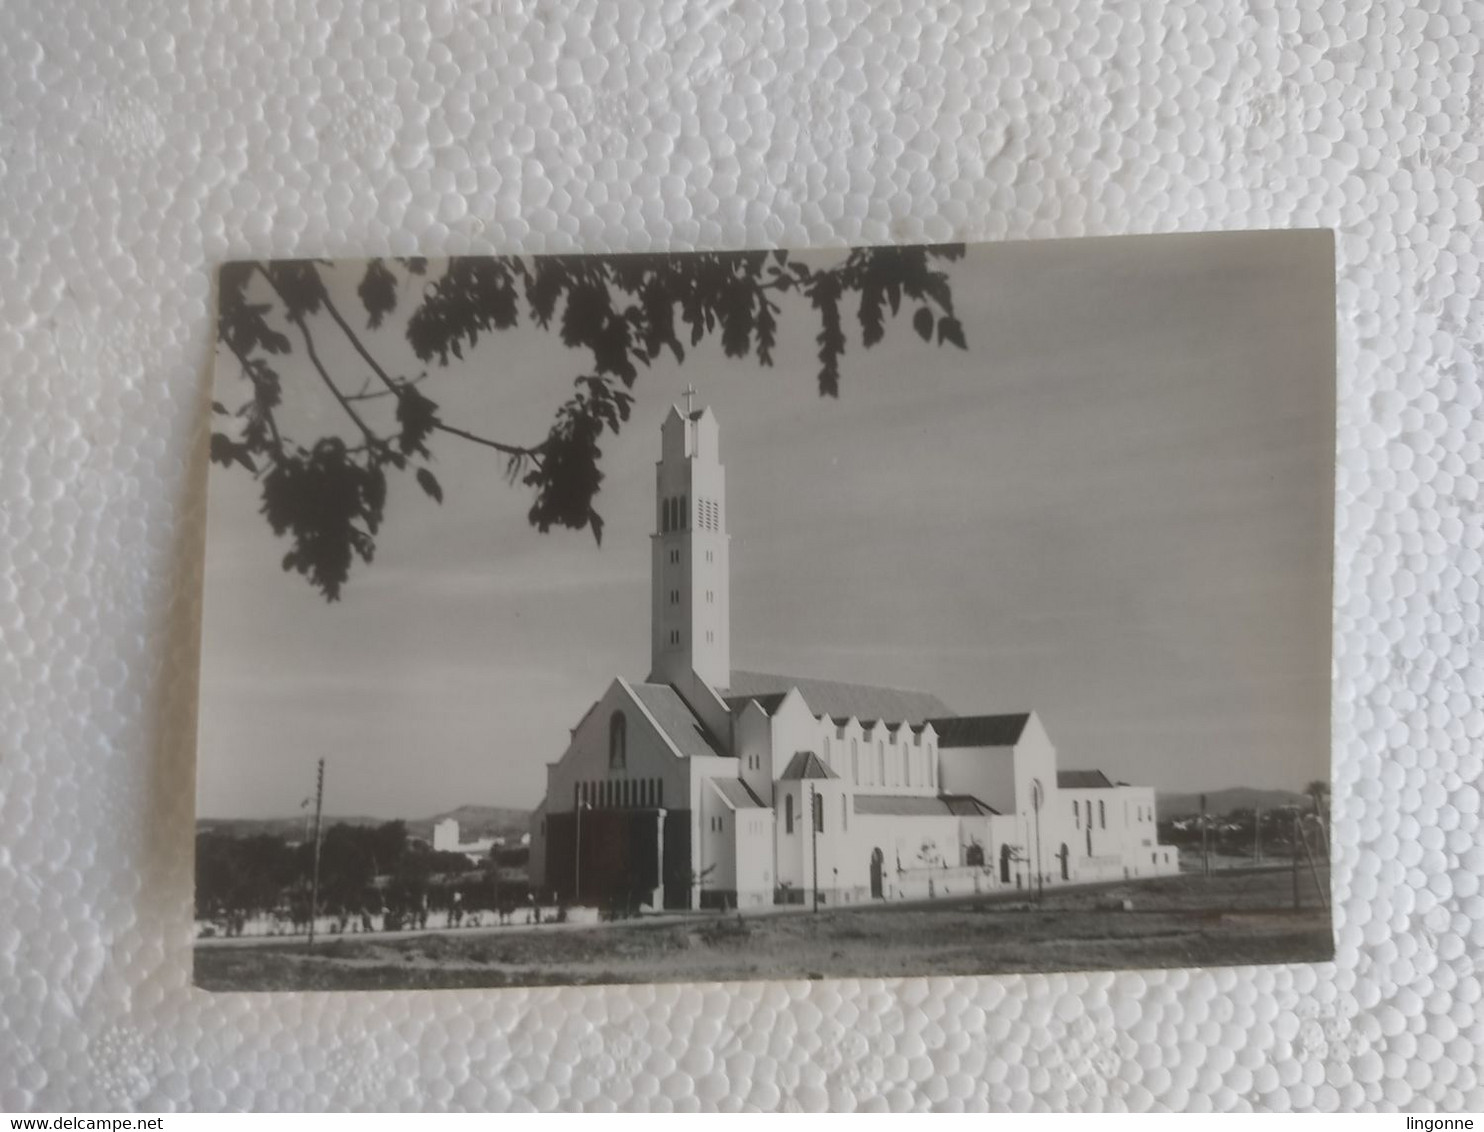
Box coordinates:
[529,400,1178,910]
[432,818,495,865]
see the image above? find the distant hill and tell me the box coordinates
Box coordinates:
[196,814,385,840]
[1157,788,1312,818]
[198,805,531,842]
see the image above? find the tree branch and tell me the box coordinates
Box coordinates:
[294,312,381,448]
[344,373,427,402]
[319,291,545,466]
[320,293,408,398]
[222,342,285,454]
[253,265,383,450]
[432,419,544,464]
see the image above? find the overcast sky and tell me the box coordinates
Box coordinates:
[196,230,1334,819]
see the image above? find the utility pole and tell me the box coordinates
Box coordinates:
[1311,791,1329,861]
[1254,806,1263,866]
[1299,817,1329,911]
[574,800,589,904]
[1200,793,1210,879]
[1291,808,1301,910]
[308,758,325,945]
[810,786,820,914]
[1031,780,1045,903]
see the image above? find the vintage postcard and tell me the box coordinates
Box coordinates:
[195,231,1335,990]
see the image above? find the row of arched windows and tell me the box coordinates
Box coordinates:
[782,792,827,835]
[825,732,936,789]
[660,494,688,533]
[609,711,626,769]
[658,495,723,533]
[575,777,664,810]
[1072,799,1107,830]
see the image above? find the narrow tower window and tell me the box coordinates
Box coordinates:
[609,712,626,770]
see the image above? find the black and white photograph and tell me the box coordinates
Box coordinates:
[194,231,1335,992]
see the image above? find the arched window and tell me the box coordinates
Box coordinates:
[1073,800,1080,828]
[823,737,831,768]
[785,794,794,834]
[841,795,848,831]
[609,711,626,770]
[851,741,859,784]
[928,747,936,788]
[902,747,911,787]
[680,495,688,528]
[878,741,886,784]
[1098,800,1106,829]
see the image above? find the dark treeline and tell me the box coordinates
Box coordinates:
[196,820,531,936]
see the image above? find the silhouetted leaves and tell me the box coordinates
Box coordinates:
[259,438,385,601]
[215,244,968,600]
[407,258,520,363]
[210,433,256,472]
[265,261,327,321]
[416,467,443,504]
[913,306,934,341]
[938,316,967,350]
[358,259,398,329]
[394,384,438,457]
[806,272,846,397]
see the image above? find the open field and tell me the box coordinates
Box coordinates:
[195,866,1333,992]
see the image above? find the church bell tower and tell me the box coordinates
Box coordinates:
[649,388,731,691]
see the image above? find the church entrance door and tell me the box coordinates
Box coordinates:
[869,848,884,898]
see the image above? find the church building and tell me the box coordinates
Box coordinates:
[527,398,1179,910]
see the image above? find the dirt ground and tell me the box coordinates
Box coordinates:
[194,866,1334,992]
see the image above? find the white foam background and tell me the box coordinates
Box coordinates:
[3,0,1482,1112]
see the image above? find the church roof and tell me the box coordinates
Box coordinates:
[710,778,770,809]
[942,794,1000,816]
[1058,769,1115,790]
[722,671,953,725]
[854,794,999,817]
[779,751,838,780]
[630,683,726,759]
[928,713,1031,748]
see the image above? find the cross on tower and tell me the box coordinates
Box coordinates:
[684,383,697,415]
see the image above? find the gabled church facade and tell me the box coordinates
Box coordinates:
[528,399,1179,910]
